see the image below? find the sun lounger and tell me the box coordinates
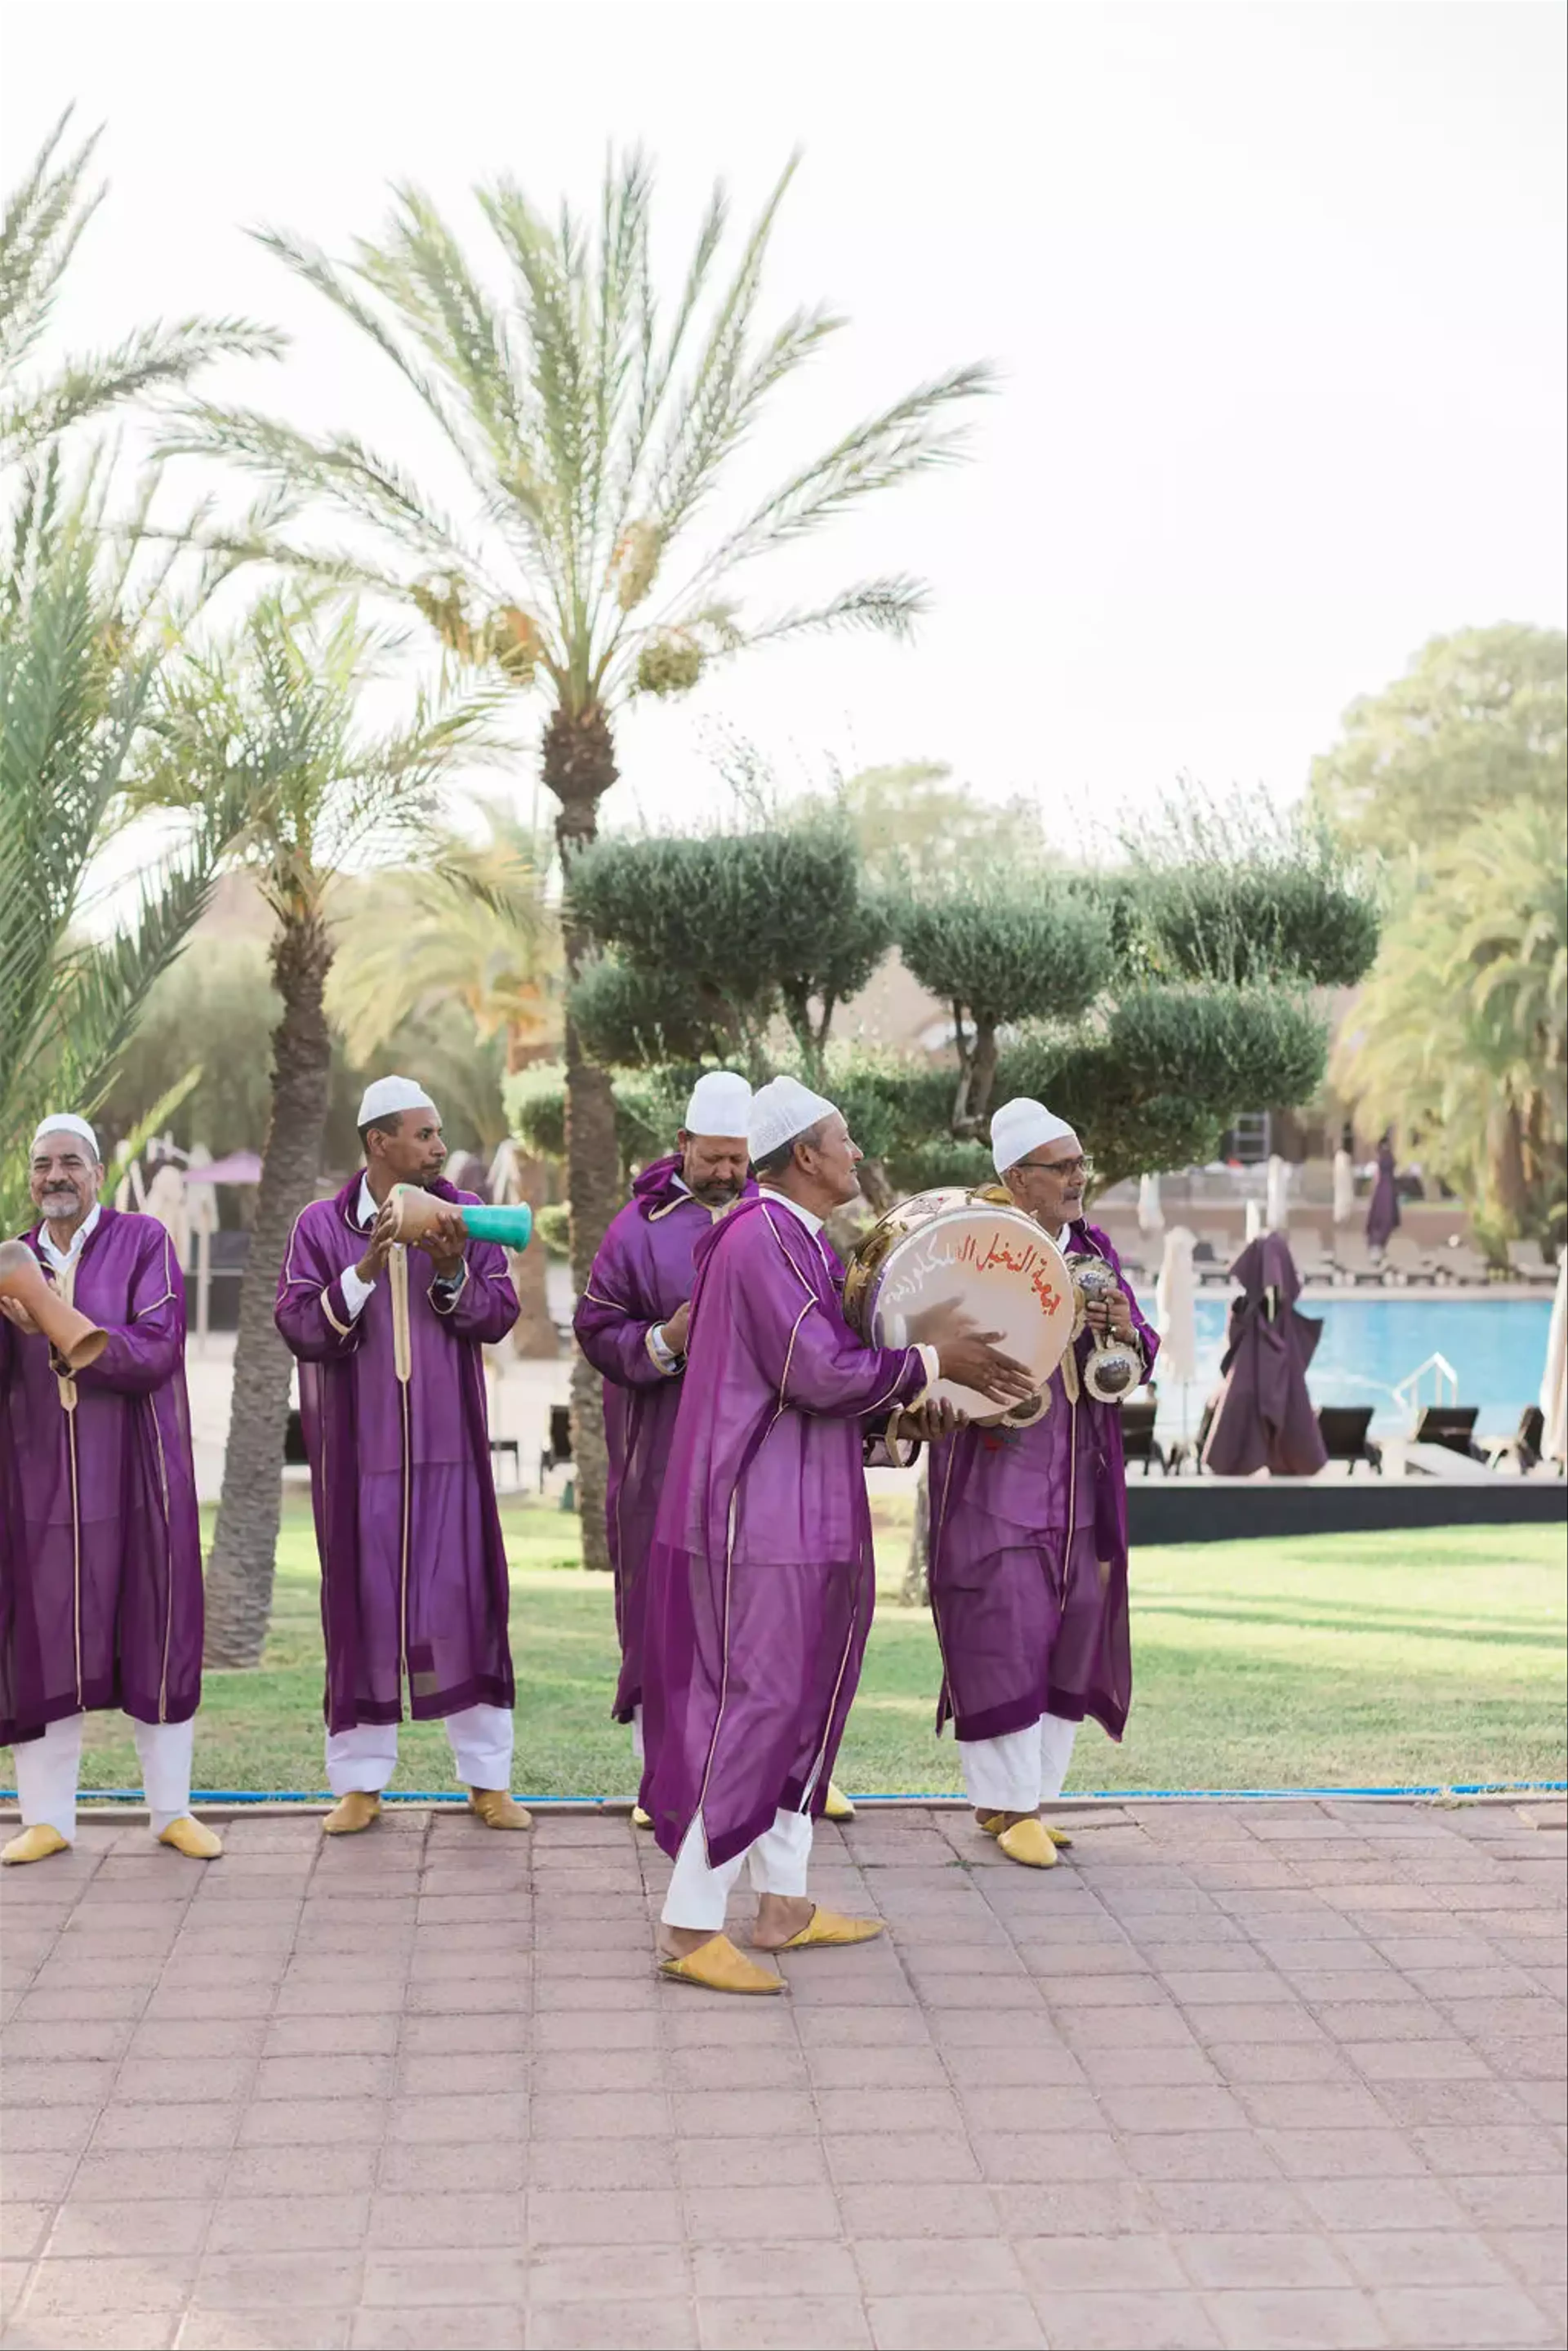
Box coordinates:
[1119,1399,1167,1477]
[1485,1405,1545,1473]
[1383,1234,1439,1285]
[1316,1405,1381,1473]
[1410,1404,1481,1460]
[1506,1239,1560,1286]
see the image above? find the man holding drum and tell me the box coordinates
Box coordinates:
[275,1075,528,1837]
[639,1076,1034,1994]
[926,1098,1158,1869]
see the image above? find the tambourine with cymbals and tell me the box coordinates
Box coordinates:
[842,1188,1075,1427]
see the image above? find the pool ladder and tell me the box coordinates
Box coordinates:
[1392,1352,1459,1414]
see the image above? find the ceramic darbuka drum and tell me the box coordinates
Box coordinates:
[842,1190,1075,1425]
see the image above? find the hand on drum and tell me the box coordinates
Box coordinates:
[935,1329,1037,1406]
[660,1299,692,1356]
[900,1396,967,1443]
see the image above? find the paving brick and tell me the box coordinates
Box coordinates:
[1016,2235,1185,2291]
[1202,2286,1388,2346]
[853,2239,1027,2295]
[827,2130,982,2186]
[18,2254,198,2317]
[684,2186,844,2243]
[205,2195,373,2252]
[47,2201,210,2256]
[862,2290,1040,2348]
[1370,2284,1559,2345]
[194,2252,363,2308]
[1174,2234,1352,2289]
[91,2101,241,2150]
[349,2315,521,2350]
[180,2314,353,2349]
[532,2300,694,2349]
[1024,2288,1222,2347]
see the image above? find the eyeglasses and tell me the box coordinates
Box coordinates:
[1014,1155,1094,1180]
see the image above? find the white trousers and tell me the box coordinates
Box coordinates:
[958,1711,1079,1817]
[661,1807,814,1932]
[12,1713,195,1841]
[325,1702,514,1797]
[630,1704,644,1767]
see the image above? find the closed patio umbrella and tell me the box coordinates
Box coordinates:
[1542,1258,1567,1467]
[1202,1231,1328,1476]
[1332,1146,1356,1228]
[1265,1154,1291,1233]
[1138,1173,1165,1236]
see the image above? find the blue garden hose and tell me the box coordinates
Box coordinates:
[8,1778,1565,1807]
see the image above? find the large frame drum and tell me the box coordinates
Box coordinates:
[842,1189,1076,1425]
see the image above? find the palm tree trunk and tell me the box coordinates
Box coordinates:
[204,908,335,1666]
[506,1153,557,1358]
[543,704,621,1573]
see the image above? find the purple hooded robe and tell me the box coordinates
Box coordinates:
[1202,1231,1327,1477]
[639,1193,929,1868]
[573,1154,758,1724]
[0,1211,203,1747]
[274,1175,519,1734]
[926,1220,1157,1746]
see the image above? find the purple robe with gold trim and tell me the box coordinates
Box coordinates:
[927,1220,1156,1745]
[274,1176,519,1734]
[639,1195,927,1867]
[0,1210,203,1746]
[573,1154,758,1724]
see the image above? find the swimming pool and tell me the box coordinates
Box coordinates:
[1131,1292,1555,1436]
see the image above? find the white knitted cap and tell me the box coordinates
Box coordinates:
[357,1075,437,1126]
[991,1096,1078,1176]
[748,1076,838,1162]
[31,1114,100,1160]
[683,1070,752,1138]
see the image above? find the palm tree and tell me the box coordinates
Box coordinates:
[170,150,992,1565]
[0,110,281,1225]
[135,593,490,1666]
[1334,802,1567,1238]
[328,810,563,1355]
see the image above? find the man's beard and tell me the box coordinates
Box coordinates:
[690,1180,742,1207]
[40,1190,80,1218]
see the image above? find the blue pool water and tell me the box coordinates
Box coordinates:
[1130,1293,1554,1437]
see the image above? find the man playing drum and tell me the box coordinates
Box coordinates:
[639,1077,1034,1993]
[926,1098,1158,1868]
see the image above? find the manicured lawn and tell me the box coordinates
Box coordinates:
[69,1499,1567,1801]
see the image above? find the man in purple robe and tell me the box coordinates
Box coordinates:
[641,1076,1035,1994]
[1366,1132,1401,1255]
[574,1071,755,1822]
[1,1116,219,1865]
[926,1099,1158,1870]
[275,1075,526,1837]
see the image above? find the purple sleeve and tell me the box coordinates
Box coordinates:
[1095,1231,1160,1377]
[574,1223,672,1391]
[738,1214,926,1421]
[428,1236,520,1345]
[73,1228,186,1396]
[275,1209,363,1364]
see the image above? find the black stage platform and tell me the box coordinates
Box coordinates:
[1126,1477,1567,1544]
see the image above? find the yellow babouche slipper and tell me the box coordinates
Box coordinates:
[777,1907,884,1949]
[823,1782,856,1822]
[1,1824,69,1866]
[658,1933,784,1995]
[630,1805,653,1830]
[323,1791,381,1836]
[468,1787,532,1830]
[980,1812,1072,1849]
[996,1817,1059,1869]
[158,1816,223,1860]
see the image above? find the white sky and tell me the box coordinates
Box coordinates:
[4,0,1564,851]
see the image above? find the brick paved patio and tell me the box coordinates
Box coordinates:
[1,1798,1564,2351]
